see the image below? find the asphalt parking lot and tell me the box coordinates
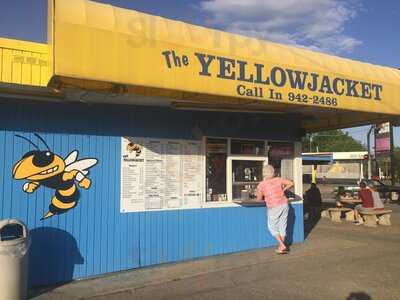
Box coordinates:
[32,199,400,300]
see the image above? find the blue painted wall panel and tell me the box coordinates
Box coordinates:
[138,204,304,269]
[0,100,304,288]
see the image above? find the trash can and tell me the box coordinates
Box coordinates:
[0,219,30,300]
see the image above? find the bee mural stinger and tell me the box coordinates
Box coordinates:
[12,133,98,220]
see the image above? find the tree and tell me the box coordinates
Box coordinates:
[392,147,400,182]
[302,130,366,152]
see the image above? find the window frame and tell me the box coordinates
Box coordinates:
[203,137,302,206]
[227,155,268,201]
[204,136,269,203]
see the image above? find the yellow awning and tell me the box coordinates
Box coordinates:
[47,0,400,132]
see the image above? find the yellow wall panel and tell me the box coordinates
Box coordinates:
[0,37,50,86]
[1,49,13,83]
[39,53,49,86]
[0,49,2,80]
[12,50,23,84]
[31,53,41,86]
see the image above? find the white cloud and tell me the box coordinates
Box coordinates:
[199,0,362,54]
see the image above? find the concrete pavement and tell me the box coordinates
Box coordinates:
[31,203,400,300]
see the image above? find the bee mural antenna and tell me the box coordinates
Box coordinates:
[34,133,51,150]
[15,134,39,149]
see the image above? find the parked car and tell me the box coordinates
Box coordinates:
[366,179,400,200]
[335,179,400,201]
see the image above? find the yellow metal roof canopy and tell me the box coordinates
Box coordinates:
[46,0,400,132]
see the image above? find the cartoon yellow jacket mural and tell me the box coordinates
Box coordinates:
[12,134,98,220]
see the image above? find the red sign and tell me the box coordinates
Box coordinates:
[268,142,294,159]
[375,137,390,153]
[375,122,390,155]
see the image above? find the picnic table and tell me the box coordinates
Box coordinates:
[321,197,361,222]
[359,209,393,227]
[322,195,393,226]
[337,197,361,221]
[338,197,392,227]
[339,198,362,206]
[321,207,353,222]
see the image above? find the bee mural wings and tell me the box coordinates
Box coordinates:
[64,151,98,175]
[64,150,78,166]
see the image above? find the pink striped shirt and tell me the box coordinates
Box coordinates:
[257,177,291,208]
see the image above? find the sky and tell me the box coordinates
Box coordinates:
[0,0,399,146]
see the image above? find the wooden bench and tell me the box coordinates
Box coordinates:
[321,207,352,222]
[358,209,393,227]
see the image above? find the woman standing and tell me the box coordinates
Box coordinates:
[257,165,294,254]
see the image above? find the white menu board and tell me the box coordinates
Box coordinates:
[120,138,145,212]
[165,141,182,208]
[120,137,204,212]
[182,142,203,207]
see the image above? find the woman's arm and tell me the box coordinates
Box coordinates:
[281,179,294,191]
[256,183,264,201]
[256,189,264,201]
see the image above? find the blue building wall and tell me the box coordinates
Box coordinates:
[0,100,304,287]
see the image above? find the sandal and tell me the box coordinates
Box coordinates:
[275,248,288,254]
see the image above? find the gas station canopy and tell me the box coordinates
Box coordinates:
[302,154,333,165]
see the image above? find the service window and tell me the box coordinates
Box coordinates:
[206,138,228,202]
[231,159,264,201]
[205,138,295,203]
[228,139,267,201]
[268,142,295,180]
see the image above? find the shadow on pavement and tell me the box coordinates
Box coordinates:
[346,291,372,300]
[304,202,337,239]
[286,203,296,246]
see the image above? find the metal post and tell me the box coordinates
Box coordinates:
[312,164,317,184]
[390,123,395,185]
[360,162,364,180]
[367,125,373,179]
[374,125,380,177]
